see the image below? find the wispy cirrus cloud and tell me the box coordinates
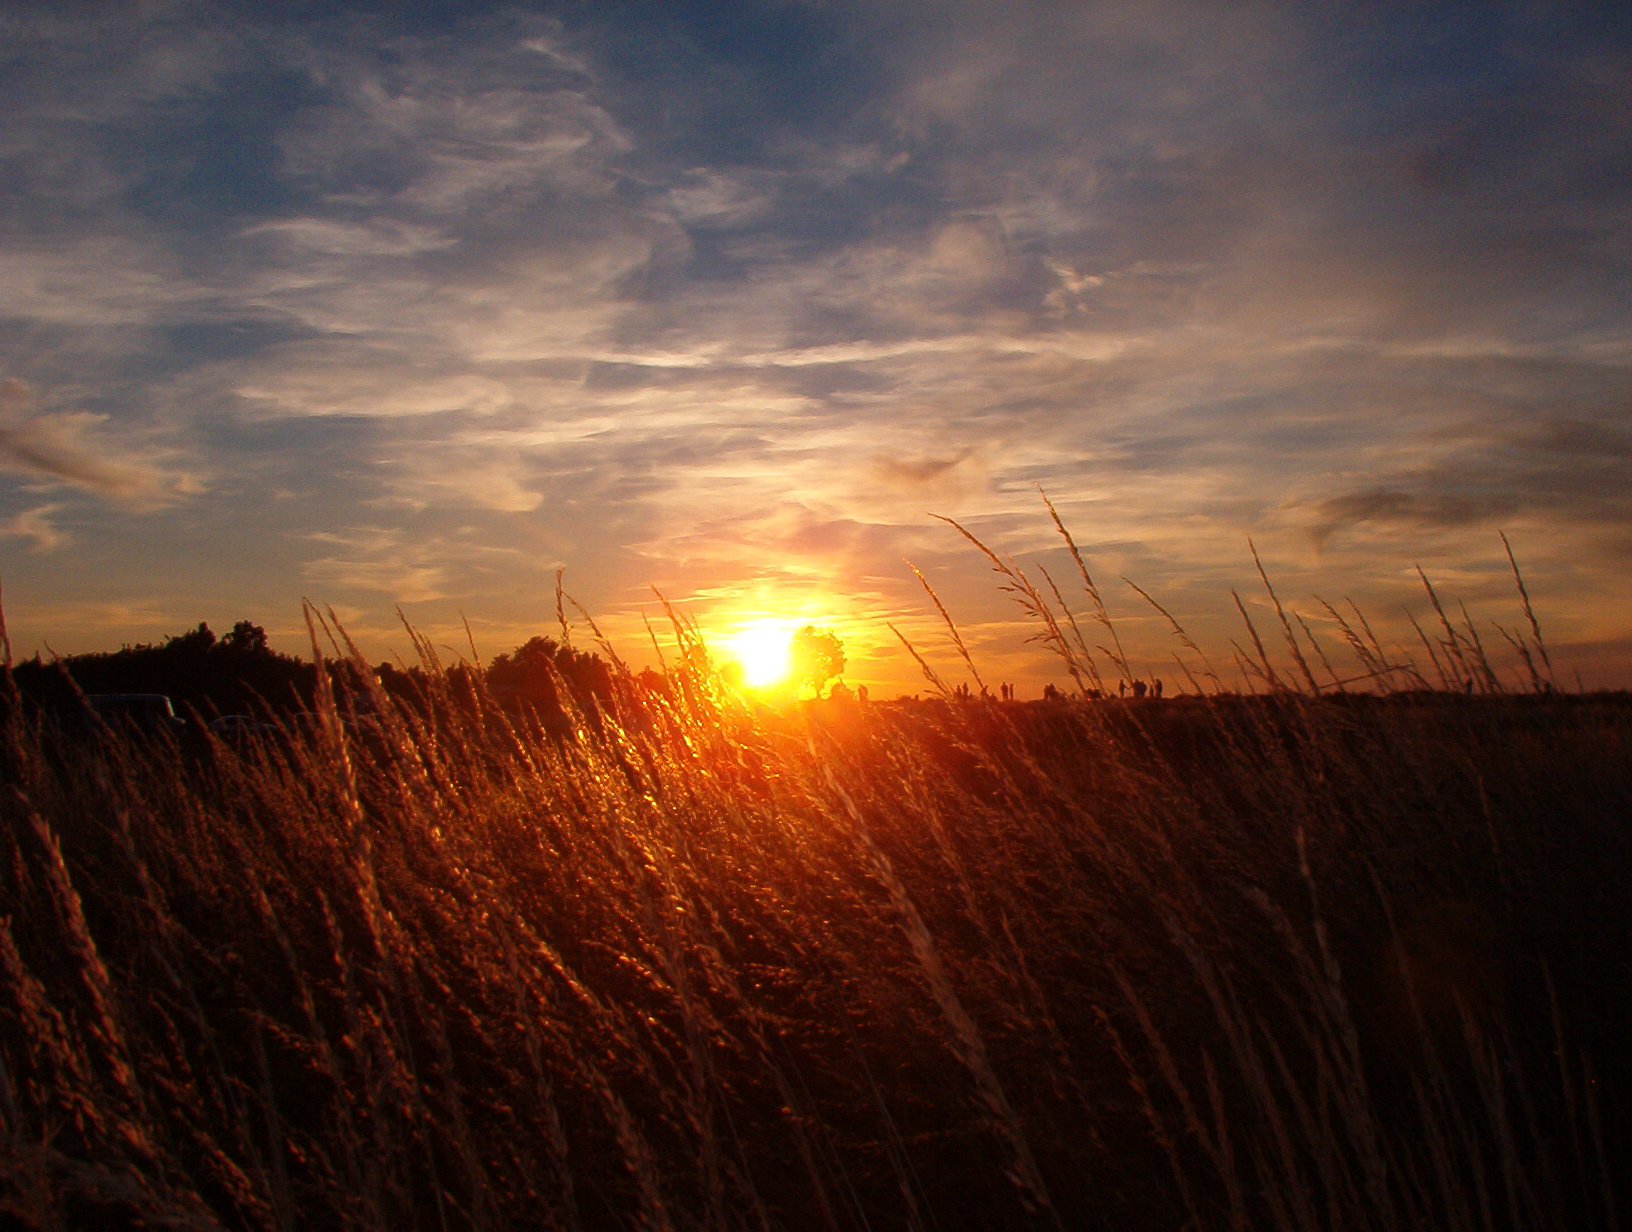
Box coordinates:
[0,379,191,505]
[0,503,66,553]
[301,524,544,605]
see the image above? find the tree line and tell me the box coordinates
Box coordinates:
[6,621,624,726]
[6,617,855,740]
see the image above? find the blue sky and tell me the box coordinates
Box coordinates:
[3,1,1630,691]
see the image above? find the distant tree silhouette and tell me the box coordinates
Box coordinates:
[7,617,651,744]
[222,620,269,655]
[485,635,616,734]
[11,620,315,718]
[788,626,844,698]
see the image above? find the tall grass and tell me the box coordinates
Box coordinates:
[1,526,1628,1230]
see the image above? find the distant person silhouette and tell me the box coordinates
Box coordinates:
[857,685,868,704]
[1119,679,1126,698]
[1132,680,1147,699]
[1153,678,1163,699]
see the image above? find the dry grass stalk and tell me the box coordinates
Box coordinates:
[1232,590,1286,691]
[1251,540,1321,695]
[1124,576,1222,692]
[905,560,987,696]
[931,514,1102,694]
[1040,488,1133,684]
[1502,532,1553,686]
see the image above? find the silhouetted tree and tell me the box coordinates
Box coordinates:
[487,637,565,710]
[222,620,269,655]
[486,635,617,736]
[789,626,844,698]
[171,622,216,654]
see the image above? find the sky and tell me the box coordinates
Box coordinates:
[2,0,1630,695]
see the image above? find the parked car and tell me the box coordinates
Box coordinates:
[84,694,188,737]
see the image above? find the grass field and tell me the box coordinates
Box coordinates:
[3,547,1629,1230]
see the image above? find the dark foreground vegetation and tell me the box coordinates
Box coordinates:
[3,520,1630,1230]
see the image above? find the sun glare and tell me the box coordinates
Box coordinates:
[727,620,792,688]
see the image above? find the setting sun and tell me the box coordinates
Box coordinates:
[725,620,792,688]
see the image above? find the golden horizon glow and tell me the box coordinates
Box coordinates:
[724,619,795,688]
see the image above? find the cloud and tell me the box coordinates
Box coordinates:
[877,453,970,485]
[300,527,458,603]
[0,379,182,505]
[273,25,630,217]
[870,450,990,512]
[241,218,457,257]
[0,238,195,327]
[668,169,779,228]
[1304,409,1632,550]
[231,353,523,420]
[300,524,544,605]
[1308,488,1515,550]
[374,436,545,513]
[1526,419,1632,461]
[0,503,67,552]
